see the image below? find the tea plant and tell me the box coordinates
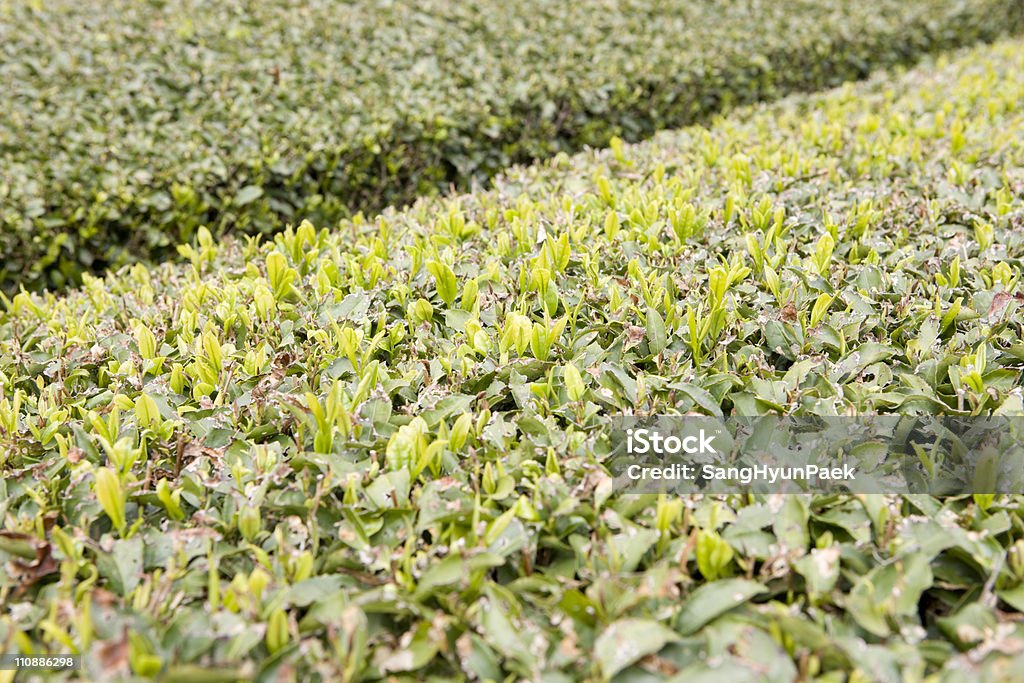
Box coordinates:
[2,38,1024,681]
[2,0,1023,291]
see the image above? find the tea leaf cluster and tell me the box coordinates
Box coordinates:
[3,37,1024,681]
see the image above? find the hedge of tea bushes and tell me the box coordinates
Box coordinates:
[3,38,1024,680]
[3,0,1024,292]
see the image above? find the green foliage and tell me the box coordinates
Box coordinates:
[3,0,1024,291]
[3,38,1024,680]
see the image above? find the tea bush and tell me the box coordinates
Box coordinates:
[3,0,1024,291]
[3,37,1024,680]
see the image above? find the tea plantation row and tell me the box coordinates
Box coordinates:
[3,37,1024,681]
[3,0,1024,291]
